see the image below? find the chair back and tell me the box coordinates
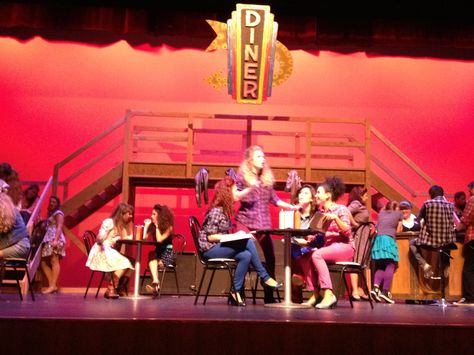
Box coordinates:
[172,233,187,255]
[188,216,206,265]
[352,222,377,267]
[82,230,96,255]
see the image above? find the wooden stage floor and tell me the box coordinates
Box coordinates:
[1,292,473,355]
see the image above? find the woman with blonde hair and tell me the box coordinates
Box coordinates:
[0,189,30,260]
[233,145,298,303]
[86,202,135,299]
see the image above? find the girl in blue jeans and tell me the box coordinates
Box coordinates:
[198,177,282,306]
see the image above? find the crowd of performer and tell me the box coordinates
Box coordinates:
[1,153,472,308]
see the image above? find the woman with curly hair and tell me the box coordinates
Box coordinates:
[0,189,30,260]
[296,176,354,309]
[233,145,298,303]
[86,202,135,299]
[199,176,282,306]
[143,203,175,298]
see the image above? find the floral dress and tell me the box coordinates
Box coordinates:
[86,218,134,272]
[41,210,66,258]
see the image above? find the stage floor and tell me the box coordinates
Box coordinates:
[1,292,473,355]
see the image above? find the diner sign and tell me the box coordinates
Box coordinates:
[227,4,277,104]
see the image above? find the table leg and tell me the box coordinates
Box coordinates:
[124,242,148,299]
[265,233,311,309]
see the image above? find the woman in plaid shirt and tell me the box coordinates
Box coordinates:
[199,177,283,306]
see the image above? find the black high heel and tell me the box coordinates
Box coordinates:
[228,291,246,307]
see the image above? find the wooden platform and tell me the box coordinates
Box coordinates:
[1,292,473,355]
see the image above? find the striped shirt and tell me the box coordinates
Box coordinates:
[417,196,456,247]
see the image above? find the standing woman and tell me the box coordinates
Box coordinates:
[86,202,134,299]
[297,176,354,309]
[143,204,175,299]
[370,201,403,304]
[233,145,298,302]
[347,186,370,301]
[40,196,66,294]
[199,177,282,306]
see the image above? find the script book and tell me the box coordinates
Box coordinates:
[220,231,251,243]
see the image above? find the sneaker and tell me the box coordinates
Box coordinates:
[453,298,474,307]
[379,290,395,304]
[370,287,381,302]
[423,263,434,279]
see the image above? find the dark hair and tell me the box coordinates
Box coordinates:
[319,176,346,202]
[27,184,40,193]
[153,204,174,234]
[428,185,444,199]
[385,200,399,211]
[467,181,474,190]
[454,191,466,199]
[348,186,367,205]
[297,184,317,216]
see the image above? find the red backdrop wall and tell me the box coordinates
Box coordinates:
[1,36,473,287]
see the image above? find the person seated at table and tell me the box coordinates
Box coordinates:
[295,176,354,309]
[290,184,321,302]
[198,176,283,306]
[143,203,175,299]
[86,202,135,299]
[0,188,30,260]
[399,200,421,232]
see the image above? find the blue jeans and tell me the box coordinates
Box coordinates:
[203,239,270,291]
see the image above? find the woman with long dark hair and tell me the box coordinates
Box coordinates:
[143,203,174,299]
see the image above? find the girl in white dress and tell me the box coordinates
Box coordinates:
[86,202,134,299]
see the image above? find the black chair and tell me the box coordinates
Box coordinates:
[83,230,116,298]
[327,222,377,309]
[188,216,236,305]
[0,247,36,301]
[140,233,187,298]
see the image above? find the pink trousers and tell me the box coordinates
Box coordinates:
[297,242,354,291]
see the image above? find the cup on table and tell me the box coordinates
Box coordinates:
[134,225,144,240]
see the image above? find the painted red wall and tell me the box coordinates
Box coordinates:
[1,36,473,287]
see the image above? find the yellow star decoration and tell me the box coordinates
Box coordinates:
[205,20,293,91]
[205,20,228,52]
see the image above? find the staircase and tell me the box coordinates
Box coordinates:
[52,111,436,244]
[62,164,123,229]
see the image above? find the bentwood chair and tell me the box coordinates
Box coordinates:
[327,222,377,309]
[83,230,116,298]
[188,216,236,305]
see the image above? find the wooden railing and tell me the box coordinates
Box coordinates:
[51,110,436,214]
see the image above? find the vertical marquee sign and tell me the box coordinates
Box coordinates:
[228,4,278,104]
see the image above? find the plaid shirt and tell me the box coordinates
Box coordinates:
[417,196,456,247]
[198,207,233,252]
[235,173,280,230]
[461,195,474,244]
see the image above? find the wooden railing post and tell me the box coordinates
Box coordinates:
[186,117,194,178]
[122,110,132,203]
[305,120,312,182]
[365,118,372,214]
